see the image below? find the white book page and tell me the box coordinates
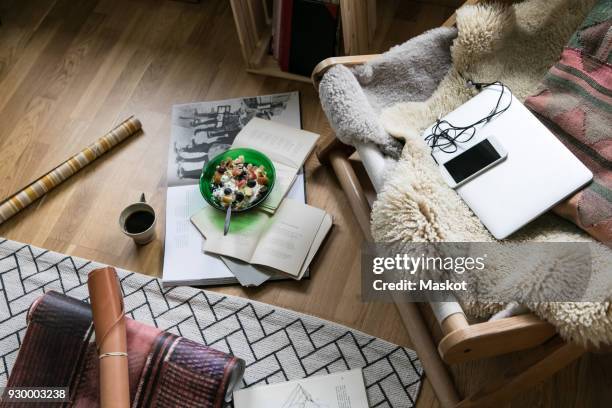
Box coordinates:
[287,170,306,202]
[233,369,369,408]
[193,205,270,263]
[232,117,319,169]
[250,199,326,276]
[295,213,333,279]
[192,198,325,276]
[162,185,233,284]
[260,161,296,212]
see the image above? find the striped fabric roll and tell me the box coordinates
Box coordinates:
[0,117,142,225]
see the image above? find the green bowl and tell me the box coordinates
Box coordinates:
[199,148,276,213]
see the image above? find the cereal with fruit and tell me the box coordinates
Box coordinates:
[211,155,269,210]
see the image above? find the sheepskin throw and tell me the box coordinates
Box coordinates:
[372,0,612,346]
[318,27,457,158]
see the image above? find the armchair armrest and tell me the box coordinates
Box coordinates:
[311,54,379,90]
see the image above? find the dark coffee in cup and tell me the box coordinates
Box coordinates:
[124,211,155,234]
[119,194,157,245]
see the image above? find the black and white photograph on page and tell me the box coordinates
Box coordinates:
[168,92,300,186]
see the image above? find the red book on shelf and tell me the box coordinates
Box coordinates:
[278,0,294,71]
[272,0,282,59]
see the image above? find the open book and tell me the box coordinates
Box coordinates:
[191,198,332,279]
[233,117,319,212]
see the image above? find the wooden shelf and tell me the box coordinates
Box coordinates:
[247,55,311,83]
[230,0,395,82]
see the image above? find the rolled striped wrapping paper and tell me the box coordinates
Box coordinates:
[0,117,141,225]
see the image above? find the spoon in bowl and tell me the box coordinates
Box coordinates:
[223,205,232,235]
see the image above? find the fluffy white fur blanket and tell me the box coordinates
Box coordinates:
[372,0,612,346]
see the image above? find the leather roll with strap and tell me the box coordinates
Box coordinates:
[88,267,130,408]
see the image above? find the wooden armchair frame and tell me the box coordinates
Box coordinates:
[311,4,590,407]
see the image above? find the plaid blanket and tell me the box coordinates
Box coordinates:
[526,0,612,242]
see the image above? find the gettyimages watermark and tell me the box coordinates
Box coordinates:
[362,242,610,303]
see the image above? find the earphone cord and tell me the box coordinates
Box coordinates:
[424,80,512,159]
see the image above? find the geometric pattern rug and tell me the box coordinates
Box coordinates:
[0,238,423,407]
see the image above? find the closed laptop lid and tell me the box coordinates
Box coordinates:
[422,85,593,239]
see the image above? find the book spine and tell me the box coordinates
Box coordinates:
[272,0,281,59]
[278,0,293,71]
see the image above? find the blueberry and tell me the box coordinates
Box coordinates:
[247,179,256,188]
[235,192,244,202]
[224,188,232,195]
[217,166,226,174]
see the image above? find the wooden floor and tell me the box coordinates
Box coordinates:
[0,1,609,407]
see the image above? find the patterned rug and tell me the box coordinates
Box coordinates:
[0,238,423,407]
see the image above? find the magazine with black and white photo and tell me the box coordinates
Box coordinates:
[167,92,300,186]
[162,91,307,286]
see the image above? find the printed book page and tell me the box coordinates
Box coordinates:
[233,117,319,169]
[193,205,269,263]
[162,184,233,285]
[167,92,300,187]
[202,213,331,282]
[232,117,319,211]
[233,369,369,408]
[260,161,296,212]
[191,198,327,277]
[250,199,326,275]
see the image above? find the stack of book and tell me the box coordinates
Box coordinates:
[162,92,333,287]
[191,118,333,283]
[272,0,341,76]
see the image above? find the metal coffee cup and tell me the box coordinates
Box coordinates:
[119,194,157,245]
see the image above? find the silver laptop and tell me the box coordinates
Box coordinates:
[422,85,592,239]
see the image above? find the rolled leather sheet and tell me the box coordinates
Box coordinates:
[88,267,130,408]
[3,291,245,408]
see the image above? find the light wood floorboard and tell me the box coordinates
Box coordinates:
[0,1,610,406]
